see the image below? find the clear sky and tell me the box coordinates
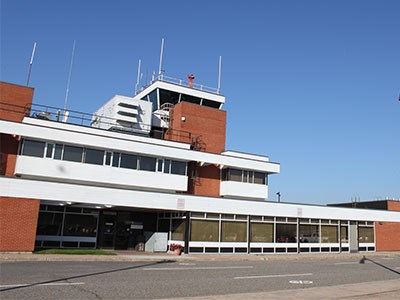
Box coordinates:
[1,0,399,204]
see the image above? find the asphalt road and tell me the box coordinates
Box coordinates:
[1,256,399,299]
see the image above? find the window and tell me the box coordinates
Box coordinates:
[254,172,266,185]
[105,152,112,166]
[120,153,137,169]
[84,148,104,165]
[229,169,242,182]
[250,223,274,242]
[63,145,83,162]
[54,144,63,160]
[221,221,247,242]
[140,156,156,171]
[157,159,163,172]
[171,219,185,241]
[46,143,53,158]
[321,225,338,243]
[164,160,171,173]
[190,220,219,242]
[21,139,45,157]
[112,152,120,167]
[63,214,98,237]
[276,224,297,243]
[299,225,319,243]
[341,226,349,243]
[36,212,63,236]
[359,227,374,243]
[171,160,186,175]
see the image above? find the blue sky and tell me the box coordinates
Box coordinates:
[1,0,399,204]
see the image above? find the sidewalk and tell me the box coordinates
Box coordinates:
[1,251,399,262]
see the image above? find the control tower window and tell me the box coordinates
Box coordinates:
[202,99,221,109]
[181,93,201,105]
[159,89,179,107]
[148,89,158,111]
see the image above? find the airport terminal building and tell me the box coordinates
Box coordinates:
[1,78,399,254]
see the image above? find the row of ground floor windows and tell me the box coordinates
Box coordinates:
[159,217,374,244]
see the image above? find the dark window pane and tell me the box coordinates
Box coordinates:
[243,170,248,183]
[84,148,104,165]
[159,89,180,107]
[120,153,137,169]
[54,144,63,160]
[221,221,247,242]
[171,160,186,175]
[276,224,297,243]
[164,160,171,173]
[171,219,186,241]
[36,212,63,236]
[22,140,45,157]
[229,169,242,182]
[46,144,53,158]
[148,89,158,111]
[221,169,228,181]
[254,172,266,185]
[299,225,319,243]
[202,99,221,108]
[63,214,98,237]
[181,93,201,104]
[251,223,274,242]
[140,156,156,171]
[63,145,83,162]
[105,152,111,165]
[112,152,120,167]
[157,159,163,172]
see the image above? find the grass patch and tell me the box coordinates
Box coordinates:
[34,249,117,255]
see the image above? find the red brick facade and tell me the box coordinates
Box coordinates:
[375,201,400,252]
[168,102,226,197]
[0,197,40,252]
[0,82,40,252]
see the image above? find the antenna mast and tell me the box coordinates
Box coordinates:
[26,42,37,86]
[158,38,165,79]
[217,55,222,94]
[135,59,142,95]
[63,40,76,112]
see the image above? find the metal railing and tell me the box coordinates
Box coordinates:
[0,101,193,144]
[137,74,220,95]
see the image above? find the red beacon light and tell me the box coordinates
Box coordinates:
[187,74,195,88]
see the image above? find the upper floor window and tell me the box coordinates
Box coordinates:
[21,140,45,157]
[222,168,267,185]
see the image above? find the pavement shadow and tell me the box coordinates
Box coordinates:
[359,256,400,276]
[0,260,175,292]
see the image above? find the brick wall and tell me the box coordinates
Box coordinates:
[375,201,400,251]
[0,197,40,252]
[169,102,226,197]
[0,82,39,252]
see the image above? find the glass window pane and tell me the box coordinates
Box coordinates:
[221,221,247,242]
[120,153,137,169]
[54,144,63,160]
[63,145,83,162]
[157,159,163,172]
[250,223,274,242]
[171,160,186,175]
[84,148,104,165]
[190,220,219,242]
[171,219,185,241]
[63,214,98,237]
[243,170,248,183]
[358,227,374,243]
[254,172,266,184]
[229,169,242,182]
[276,224,297,243]
[105,152,112,165]
[112,152,120,167]
[321,225,338,243]
[36,212,63,236]
[300,225,319,243]
[46,144,53,158]
[22,140,45,157]
[341,226,349,243]
[140,156,156,171]
[164,160,171,173]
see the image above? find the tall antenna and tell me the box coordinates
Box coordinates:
[63,40,76,112]
[217,55,222,94]
[158,38,165,79]
[26,42,37,86]
[135,59,142,95]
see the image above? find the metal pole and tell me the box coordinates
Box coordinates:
[63,40,76,113]
[158,38,164,79]
[26,42,37,86]
[217,56,222,93]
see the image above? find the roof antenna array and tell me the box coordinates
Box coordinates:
[26,42,37,86]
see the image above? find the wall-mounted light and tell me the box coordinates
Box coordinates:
[181,117,186,122]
